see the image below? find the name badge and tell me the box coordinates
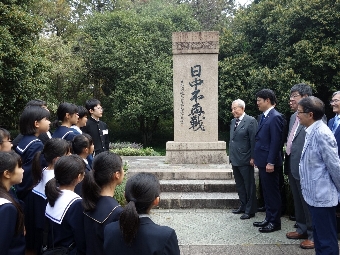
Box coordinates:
[103,129,108,135]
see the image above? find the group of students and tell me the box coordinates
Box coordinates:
[0,99,180,255]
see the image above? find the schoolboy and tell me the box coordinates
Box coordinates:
[81,99,109,156]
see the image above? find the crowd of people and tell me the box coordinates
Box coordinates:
[230,85,340,255]
[0,99,180,255]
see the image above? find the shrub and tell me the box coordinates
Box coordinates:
[114,161,129,206]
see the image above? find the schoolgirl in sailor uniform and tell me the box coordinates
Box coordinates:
[0,151,25,255]
[45,155,86,255]
[82,151,124,255]
[103,173,180,255]
[28,139,70,254]
[72,134,94,196]
[14,106,50,200]
[52,103,78,142]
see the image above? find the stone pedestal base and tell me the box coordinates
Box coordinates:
[166,141,227,164]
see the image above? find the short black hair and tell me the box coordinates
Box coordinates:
[19,106,50,135]
[85,99,101,111]
[0,128,10,143]
[77,106,88,119]
[298,96,324,121]
[26,99,47,108]
[56,102,78,121]
[290,83,313,97]
[72,133,93,155]
[256,89,277,105]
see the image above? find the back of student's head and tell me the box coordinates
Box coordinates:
[32,138,70,187]
[45,155,85,207]
[0,128,11,143]
[72,134,93,155]
[26,99,47,108]
[120,172,160,244]
[77,106,88,119]
[56,102,78,121]
[19,106,50,135]
[0,151,24,235]
[85,99,101,111]
[82,151,122,211]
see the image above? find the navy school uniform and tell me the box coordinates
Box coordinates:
[45,190,86,255]
[52,126,76,142]
[81,117,109,155]
[74,161,92,197]
[14,135,44,200]
[83,196,123,255]
[104,216,180,255]
[0,198,25,255]
[28,169,55,254]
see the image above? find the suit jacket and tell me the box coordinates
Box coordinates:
[104,217,180,255]
[229,114,258,166]
[254,108,284,168]
[299,120,340,207]
[81,117,109,155]
[286,112,306,179]
[328,116,340,157]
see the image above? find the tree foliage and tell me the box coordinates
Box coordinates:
[219,0,340,124]
[0,0,49,128]
[80,0,201,145]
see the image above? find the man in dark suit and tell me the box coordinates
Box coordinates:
[285,83,314,249]
[328,91,340,157]
[253,89,284,233]
[229,99,258,220]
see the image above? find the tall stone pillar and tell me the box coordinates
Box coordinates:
[166,31,227,164]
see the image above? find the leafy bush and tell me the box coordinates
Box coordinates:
[113,161,129,206]
[111,147,160,156]
[109,142,143,150]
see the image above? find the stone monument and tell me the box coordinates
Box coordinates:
[166,31,227,164]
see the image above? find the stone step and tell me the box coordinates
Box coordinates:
[127,168,234,180]
[158,192,239,209]
[160,179,237,193]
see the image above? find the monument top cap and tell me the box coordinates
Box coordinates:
[172,31,219,55]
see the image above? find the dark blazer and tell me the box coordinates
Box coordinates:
[328,116,340,157]
[285,112,306,179]
[254,108,284,168]
[229,114,258,166]
[104,217,180,255]
[81,117,109,155]
[83,196,123,255]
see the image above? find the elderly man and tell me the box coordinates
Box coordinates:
[298,96,340,255]
[229,99,258,220]
[284,84,314,249]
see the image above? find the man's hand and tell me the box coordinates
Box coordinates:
[250,158,254,167]
[266,163,274,173]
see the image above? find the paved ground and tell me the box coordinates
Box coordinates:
[123,156,316,254]
[150,209,315,255]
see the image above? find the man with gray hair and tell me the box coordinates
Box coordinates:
[229,99,258,219]
[298,96,340,254]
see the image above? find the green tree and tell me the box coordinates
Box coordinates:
[81,0,200,145]
[219,0,340,124]
[0,0,49,129]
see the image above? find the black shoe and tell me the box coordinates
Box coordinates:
[259,222,281,233]
[294,222,298,228]
[289,215,296,221]
[257,206,266,212]
[240,213,255,220]
[232,207,245,214]
[253,219,268,227]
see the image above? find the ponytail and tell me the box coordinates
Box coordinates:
[32,151,43,187]
[119,172,160,244]
[45,178,61,207]
[82,171,101,211]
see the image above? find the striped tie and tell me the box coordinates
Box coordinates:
[234,118,240,131]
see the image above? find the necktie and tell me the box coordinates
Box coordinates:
[234,118,240,131]
[332,116,340,133]
[260,114,265,125]
[286,115,299,155]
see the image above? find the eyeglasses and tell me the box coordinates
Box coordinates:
[94,106,104,111]
[330,99,340,104]
[290,94,301,100]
